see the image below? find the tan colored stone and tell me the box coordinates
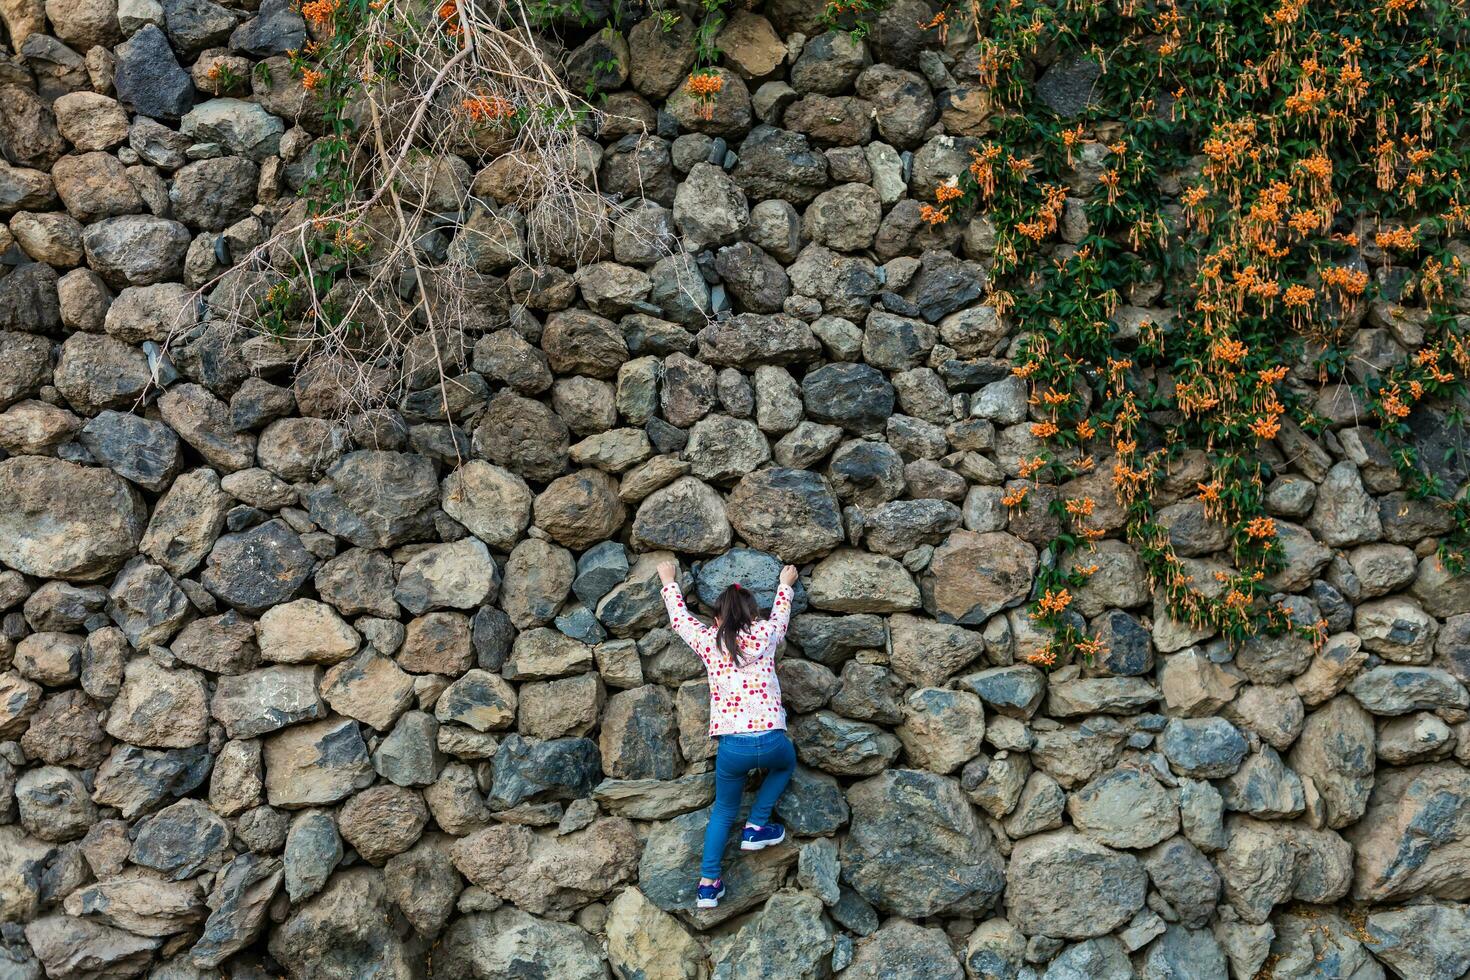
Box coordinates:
[517,673,604,740]
[103,659,208,749]
[1160,648,1243,716]
[808,549,921,613]
[51,92,129,150]
[337,785,428,865]
[321,651,416,731]
[257,599,360,665]
[922,530,1037,624]
[941,85,993,136]
[263,717,375,807]
[0,0,45,44]
[606,886,708,980]
[717,10,786,79]
[1347,763,1470,901]
[449,817,640,916]
[888,613,984,687]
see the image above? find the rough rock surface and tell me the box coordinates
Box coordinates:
[0,2,1465,976]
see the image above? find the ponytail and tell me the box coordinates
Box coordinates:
[714,584,759,666]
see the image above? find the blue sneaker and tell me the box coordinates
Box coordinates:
[740,823,785,851]
[696,879,725,909]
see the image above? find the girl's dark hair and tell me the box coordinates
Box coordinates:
[714,584,759,665]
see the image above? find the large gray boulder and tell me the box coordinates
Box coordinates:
[1347,763,1470,902]
[435,908,604,980]
[840,769,1005,918]
[1005,830,1146,939]
[268,868,422,979]
[0,457,147,582]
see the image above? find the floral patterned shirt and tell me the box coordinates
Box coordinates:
[660,582,793,736]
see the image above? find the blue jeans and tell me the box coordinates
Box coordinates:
[700,730,796,879]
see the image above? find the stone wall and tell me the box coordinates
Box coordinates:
[3,0,1470,976]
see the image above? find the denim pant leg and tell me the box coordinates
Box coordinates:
[747,732,796,828]
[700,739,753,879]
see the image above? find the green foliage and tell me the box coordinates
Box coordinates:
[926,0,1470,665]
[822,0,894,39]
[205,62,242,94]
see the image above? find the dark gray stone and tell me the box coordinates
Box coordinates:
[1161,718,1248,779]
[191,852,283,967]
[373,711,444,788]
[830,885,880,937]
[840,769,1005,917]
[788,613,886,666]
[488,735,602,810]
[0,264,61,333]
[732,125,830,203]
[802,362,896,434]
[1142,837,1220,929]
[306,451,439,549]
[1036,54,1101,118]
[1142,926,1227,980]
[903,251,986,323]
[956,666,1045,720]
[572,541,629,608]
[93,744,212,820]
[714,242,790,313]
[284,810,342,903]
[792,710,901,776]
[471,606,515,671]
[694,547,808,613]
[201,520,315,614]
[775,763,850,836]
[169,156,258,231]
[114,26,194,119]
[78,411,182,492]
[161,0,236,55]
[130,800,231,881]
[106,556,190,648]
[554,603,606,644]
[1091,609,1154,677]
[229,0,305,55]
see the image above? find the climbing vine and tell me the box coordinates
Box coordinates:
[921,0,1470,665]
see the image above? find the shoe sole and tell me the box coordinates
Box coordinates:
[696,890,724,909]
[740,830,785,851]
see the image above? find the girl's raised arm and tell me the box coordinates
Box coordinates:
[658,562,712,661]
[766,565,799,646]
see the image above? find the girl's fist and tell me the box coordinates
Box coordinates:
[657,561,678,585]
[779,565,798,586]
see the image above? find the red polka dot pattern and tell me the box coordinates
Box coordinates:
[661,581,793,736]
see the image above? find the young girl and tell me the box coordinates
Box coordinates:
[657,560,798,910]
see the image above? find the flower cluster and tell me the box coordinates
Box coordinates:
[921,0,1468,667]
[299,0,337,29]
[461,94,515,124]
[684,70,725,121]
